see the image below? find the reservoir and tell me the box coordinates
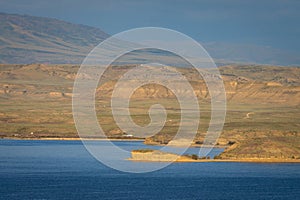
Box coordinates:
[0,140,299,199]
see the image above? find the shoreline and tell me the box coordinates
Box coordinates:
[129,150,300,163]
[0,137,227,148]
[141,142,228,149]
[128,158,300,163]
[0,137,145,141]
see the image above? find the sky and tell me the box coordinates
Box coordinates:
[0,0,299,53]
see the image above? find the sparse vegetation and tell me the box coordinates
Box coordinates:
[132,149,154,153]
[0,64,300,160]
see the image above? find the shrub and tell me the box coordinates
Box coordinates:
[191,154,199,160]
[132,149,154,153]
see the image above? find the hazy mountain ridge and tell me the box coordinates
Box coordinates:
[0,13,300,65]
[204,42,300,66]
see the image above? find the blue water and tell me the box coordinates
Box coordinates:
[0,140,299,200]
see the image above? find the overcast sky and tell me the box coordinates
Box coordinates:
[0,0,299,52]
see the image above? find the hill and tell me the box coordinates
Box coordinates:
[0,13,108,64]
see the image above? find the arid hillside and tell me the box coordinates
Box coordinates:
[0,64,299,159]
[1,64,300,104]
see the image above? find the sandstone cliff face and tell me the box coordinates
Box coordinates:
[95,65,300,105]
[96,80,300,105]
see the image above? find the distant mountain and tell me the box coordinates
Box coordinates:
[0,13,299,66]
[0,13,108,64]
[204,42,300,66]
